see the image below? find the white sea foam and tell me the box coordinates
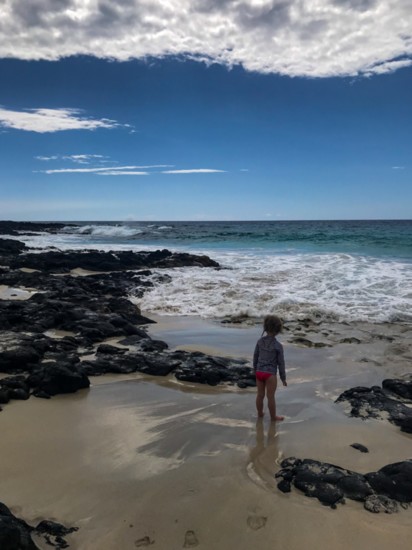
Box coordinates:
[70,224,143,238]
[139,251,412,323]
[5,231,412,323]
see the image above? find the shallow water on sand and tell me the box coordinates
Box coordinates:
[2,316,412,549]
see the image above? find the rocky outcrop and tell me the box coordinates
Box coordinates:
[8,248,219,272]
[0,239,27,255]
[336,377,412,433]
[276,457,412,513]
[0,221,70,236]
[0,502,77,549]
[0,329,253,409]
[0,239,251,414]
[82,348,252,385]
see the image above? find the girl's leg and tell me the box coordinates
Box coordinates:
[266,376,284,421]
[256,378,265,417]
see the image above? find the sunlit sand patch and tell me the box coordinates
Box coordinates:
[19,267,40,273]
[80,352,96,361]
[70,268,110,277]
[0,285,38,300]
[44,329,76,339]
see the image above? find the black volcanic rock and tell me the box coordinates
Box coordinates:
[0,238,27,255]
[336,376,412,433]
[27,361,90,396]
[382,378,412,400]
[171,351,254,387]
[350,443,369,453]
[79,348,252,384]
[276,457,412,512]
[0,220,70,236]
[9,248,220,272]
[0,240,247,416]
[366,461,412,503]
[0,501,77,549]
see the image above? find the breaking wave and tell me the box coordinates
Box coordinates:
[139,251,412,323]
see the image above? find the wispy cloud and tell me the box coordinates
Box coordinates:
[0,107,127,133]
[0,1,411,77]
[161,169,226,174]
[36,154,109,164]
[38,165,173,174]
[35,155,60,161]
[392,166,405,170]
[98,171,149,176]
[35,159,226,176]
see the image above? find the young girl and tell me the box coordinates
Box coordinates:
[253,315,287,421]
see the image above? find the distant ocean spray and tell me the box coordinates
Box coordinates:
[14,220,412,323]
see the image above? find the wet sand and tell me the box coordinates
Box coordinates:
[2,315,412,549]
[0,284,37,300]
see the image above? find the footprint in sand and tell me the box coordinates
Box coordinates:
[183,530,199,547]
[247,515,267,530]
[135,536,155,547]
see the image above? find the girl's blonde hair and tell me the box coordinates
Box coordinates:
[263,314,282,335]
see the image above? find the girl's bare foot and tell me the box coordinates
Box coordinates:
[271,415,284,421]
[257,412,264,417]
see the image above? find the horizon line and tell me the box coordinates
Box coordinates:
[1,218,411,224]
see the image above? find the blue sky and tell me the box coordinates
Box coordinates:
[0,1,411,221]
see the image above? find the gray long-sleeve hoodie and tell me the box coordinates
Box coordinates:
[253,335,286,382]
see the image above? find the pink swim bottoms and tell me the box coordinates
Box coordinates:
[256,372,273,382]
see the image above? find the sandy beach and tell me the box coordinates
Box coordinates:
[2,314,411,549]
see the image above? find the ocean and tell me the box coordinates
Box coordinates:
[13,220,412,323]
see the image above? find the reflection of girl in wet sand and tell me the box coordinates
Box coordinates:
[248,419,280,490]
[253,315,287,421]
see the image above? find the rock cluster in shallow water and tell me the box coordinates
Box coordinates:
[0,502,77,549]
[0,239,253,411]
[336,377,412,433]
[276,457,412,513]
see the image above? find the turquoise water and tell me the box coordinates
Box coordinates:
[67,220,412,259]
[11,220,412,322]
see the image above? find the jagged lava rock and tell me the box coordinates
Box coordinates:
[0,501,78,550]
[276,457,412,512]
[336,377,412,433]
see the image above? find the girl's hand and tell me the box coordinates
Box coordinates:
[282,380,287,387]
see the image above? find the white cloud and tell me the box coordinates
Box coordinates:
[0,107,125,133]
[38,165,224,175]
[35,155,60,161]
[161,169,226,174]
[38,164,173,174]
[98,170,149,175]
[64,154,107,163]
[40,166,138,174]
[36,154,108,163]
[392,165,405,170]
[0,1,411,77]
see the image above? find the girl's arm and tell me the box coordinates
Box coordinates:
[278,343,287,385]
[253,342,259,370]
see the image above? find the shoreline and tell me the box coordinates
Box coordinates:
[2,316,412,549]
[0,226,411,548]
